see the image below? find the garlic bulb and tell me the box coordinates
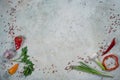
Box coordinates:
[3,49,16,59]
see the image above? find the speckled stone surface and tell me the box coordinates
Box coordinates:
[0,0,120,80]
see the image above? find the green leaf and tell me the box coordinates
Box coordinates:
[12,46,34,77]
[21,46,28,57]
[23,65,34,76]
[26,60,34,66]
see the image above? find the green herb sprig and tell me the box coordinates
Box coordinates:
[71,61,113,78]
[13,46,34,77]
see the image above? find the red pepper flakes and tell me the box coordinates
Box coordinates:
[8,0,13,4]
[105,9,120,34]
[18,1,21,4]
[7,7,16,16]
[1,15,3,17]
[112,4,115,6]
[8,24,15,37]
[99,1,103,3]
[67,62,71,65]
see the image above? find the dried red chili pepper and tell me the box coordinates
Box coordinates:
[102,54,119,71]
[102,38,116,56]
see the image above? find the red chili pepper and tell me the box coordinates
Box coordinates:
[14,36,23,50]
[102,54,119,71]
[102,38,116,56]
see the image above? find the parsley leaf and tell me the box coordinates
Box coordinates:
[13,46,34,77]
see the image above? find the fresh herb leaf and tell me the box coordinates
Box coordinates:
[23,65,34,76]
[12,46,34,77]
[21,46,28,57]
